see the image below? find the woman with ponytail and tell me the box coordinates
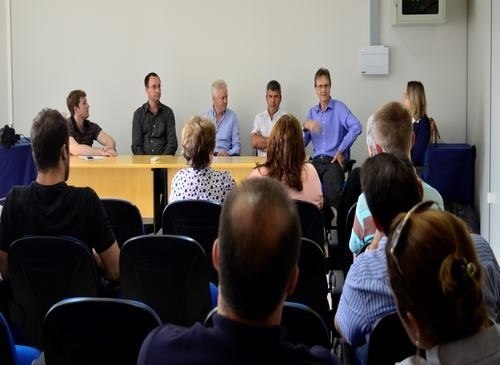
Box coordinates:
[386,202,500,364]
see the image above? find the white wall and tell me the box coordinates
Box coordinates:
[6,0,467,162]
[0,0,8,125]
[467,0,491,251]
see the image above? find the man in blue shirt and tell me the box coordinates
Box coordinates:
[303,68,362,211]
[204,79,241,156]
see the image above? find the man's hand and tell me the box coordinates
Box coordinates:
[217,149,229,157]
[333,150,345,170]
[303,120,320,133]
[99,146,118,157]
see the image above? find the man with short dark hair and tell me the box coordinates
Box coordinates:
[66,89,117,156]
[138,178,339,365]
[303,68,362,211]
[251,80,286,156]
[132,72,178,155]
[0,109,119,281]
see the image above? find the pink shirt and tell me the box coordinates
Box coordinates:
[248,163,323,209]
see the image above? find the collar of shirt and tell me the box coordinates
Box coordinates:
[144,102,163,114]
[314,97,334,113]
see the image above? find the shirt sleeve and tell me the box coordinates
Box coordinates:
[338,105,362,154]
[87,188,116,253]
[349,194,375,254]
[228,114,241,156]
[335,262,371,346]
[411,116,431,166]
[163,108,178,155]
[132,108,145,155]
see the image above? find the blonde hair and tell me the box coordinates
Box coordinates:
[406,81,427,120]
[181,116,215,169]
[372,101,413,157]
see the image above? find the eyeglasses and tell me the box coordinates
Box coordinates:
[389,200,440,274]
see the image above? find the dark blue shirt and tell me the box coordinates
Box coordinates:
[138,314,339,365]
[411,114,430,166]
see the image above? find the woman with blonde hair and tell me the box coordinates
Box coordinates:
[248,114,323,209]
[169,116,235,204]
[386,202,500,364]
[403,81,430,167]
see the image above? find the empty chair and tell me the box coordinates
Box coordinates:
[0,312,41,365]
[287,237,330,329]
[8,236,99,347]
[204,302,331,349]
[294,200,326,249]
[366,312,418,365]
[101,198,145,247]
[162,200,222,284]
[43,297,162,365]
[120,234,212,326]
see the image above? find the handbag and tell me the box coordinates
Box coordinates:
[0,125,20,147]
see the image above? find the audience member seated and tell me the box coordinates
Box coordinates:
[250,80,286,156]
[403,81,430,167]
[387,204,500,364]
[169,116,236,205]
[203,79,241,156]
[66,89,117,157]
[349,101,443,255]
[0,109,120,282]
[335,153,500,364]
[138,178,339,365]
[248,114,323,209]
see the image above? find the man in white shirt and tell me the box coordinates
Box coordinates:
[251,80,286,156]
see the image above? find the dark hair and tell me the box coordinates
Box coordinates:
[181,116,215,169]
[31,109,69,171]
[372,101,413,156]
[266,80,281,94]
[218,178,301,320]
[144,72,159,87]
[314,68,331,87]
[387,209,488,345]
[256,114,305,191]
[361,153,421,234]
[66,90,86,116]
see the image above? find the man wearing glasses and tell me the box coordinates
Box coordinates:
[303,68,362,212]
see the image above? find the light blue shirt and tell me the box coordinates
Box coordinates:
[204,107,241,156]
[304,98,362,158]
[349,181,445,254]
[337,234,500,348]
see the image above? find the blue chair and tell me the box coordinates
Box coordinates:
[162,200,222,285]
[101,198,145,248]
[120,234,212,326]
[0,312,40,365]
[43,297,162,365]
[8,236,99,347]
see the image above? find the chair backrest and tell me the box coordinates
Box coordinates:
[8,236,99,347]
[287,237,330,327]
[162,200,222,284]
[120,234,212,326]
[294,200,326,249]
[0,312,16,365]
[204,302,330,349]
[101,198,144,248]
[43,297,162,365]
[367,312,417,365]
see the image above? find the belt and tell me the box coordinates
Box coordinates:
[312,154,333,163]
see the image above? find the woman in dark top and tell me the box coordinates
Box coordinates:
[403,81,430,167]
